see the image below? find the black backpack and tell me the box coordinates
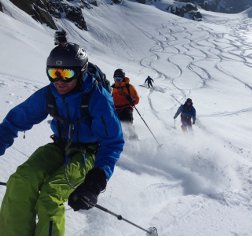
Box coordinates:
[87,62,111,93]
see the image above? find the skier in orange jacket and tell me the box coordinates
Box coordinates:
[112,69,140,139]
[112,68,140,123]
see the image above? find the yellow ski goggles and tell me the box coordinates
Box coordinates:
[47,68,78,82]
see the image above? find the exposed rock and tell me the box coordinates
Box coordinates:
[8,0,87,31]
[48,1,87,30]
[8,0,56,29]
[89,0,98,7]
[81,0,94,9]
[33,4,58,29]
[112,0,123,4]
[177,0,252,13]
[167,2,202,21]
[136,0,146,4]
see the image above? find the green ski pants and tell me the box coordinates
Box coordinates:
[0,143,95,236]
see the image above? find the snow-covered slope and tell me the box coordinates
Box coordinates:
[0,0,252,235]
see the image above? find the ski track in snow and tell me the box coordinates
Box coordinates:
[134,16,252,145]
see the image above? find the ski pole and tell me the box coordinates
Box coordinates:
[95,204,158,236]
[173,118,176,129]
[133,106,162,147]
[0,183,158,235]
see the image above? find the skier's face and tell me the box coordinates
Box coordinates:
[114,77,123,82]
[54,79,78,95]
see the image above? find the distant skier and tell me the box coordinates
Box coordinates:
[174,98,196,132]
[111,68,140,139]
[145,76,154,88]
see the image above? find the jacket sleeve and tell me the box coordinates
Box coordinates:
[89,87,124,179]
[174,105,183,119]
[0,87,48,156]
[129,84,140,105]
[192,107,196,122]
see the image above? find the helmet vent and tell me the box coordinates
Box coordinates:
[56,60,63,66]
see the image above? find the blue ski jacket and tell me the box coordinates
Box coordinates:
[0,75,124,179]
[174,104,196,123]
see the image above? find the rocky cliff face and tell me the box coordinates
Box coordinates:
[2,0,88,31]
[0,0,130,32]
[48,0,87,30]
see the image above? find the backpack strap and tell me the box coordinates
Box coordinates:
[88,62,111,93]
[46,82,98,141]
[79,81,97,121]
[125,83,131,95]
[46,86,66,123]
[46,86,65,140]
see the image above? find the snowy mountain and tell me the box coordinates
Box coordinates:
[0,0,252,235]
[3,0,252,32]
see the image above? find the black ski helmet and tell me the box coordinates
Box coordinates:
[113,68,125,78]
[186,98,193,104]
[186,98,192,102]
[47,43,88,72]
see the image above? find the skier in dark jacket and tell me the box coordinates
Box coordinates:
[0,42,124,236]
[174,98,196,132]
[145,76,154,88]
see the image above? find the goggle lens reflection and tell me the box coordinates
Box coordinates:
[47,68,76,82]
[114,77,123,82]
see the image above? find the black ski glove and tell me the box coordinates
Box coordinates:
[68,168,107,211]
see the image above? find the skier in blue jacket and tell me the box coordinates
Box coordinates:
[174,98,196,132]
[0,42,124,236]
